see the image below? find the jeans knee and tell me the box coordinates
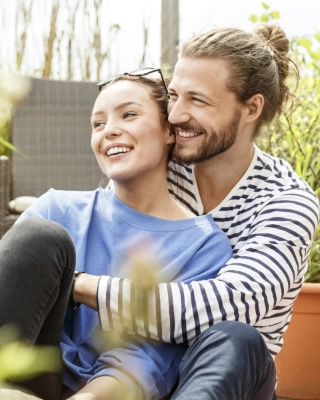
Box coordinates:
[191,321,268,364]
[16,217,73,248]
[214,321,264,348]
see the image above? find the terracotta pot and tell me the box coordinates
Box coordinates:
[275,283,320,399]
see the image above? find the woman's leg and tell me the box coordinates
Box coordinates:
[0,217,76,400]
[171,321,276,400]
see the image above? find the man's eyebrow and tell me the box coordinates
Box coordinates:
[168,86,214,102]
[187,90,214,102]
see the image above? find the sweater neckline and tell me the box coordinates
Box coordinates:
[101,189,212,232]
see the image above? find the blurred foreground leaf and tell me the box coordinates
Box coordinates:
[0,326,60,382]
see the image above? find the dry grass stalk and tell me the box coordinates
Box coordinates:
[15,0,34,71]
[42,0,60,78]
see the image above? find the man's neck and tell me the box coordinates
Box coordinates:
[194,143,255,213]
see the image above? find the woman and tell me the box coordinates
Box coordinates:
[0,69,232,400]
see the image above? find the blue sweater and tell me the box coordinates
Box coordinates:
[18,188,232,399]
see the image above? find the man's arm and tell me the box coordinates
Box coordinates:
[73,273,99,310]
[95,190,319,356]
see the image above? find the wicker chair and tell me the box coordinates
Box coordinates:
[0,77,106,237]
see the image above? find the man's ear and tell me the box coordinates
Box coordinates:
[245,94,264,123]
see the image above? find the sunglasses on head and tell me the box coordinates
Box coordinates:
[97,67,169,97]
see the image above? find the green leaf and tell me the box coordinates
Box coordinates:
[0,341,60,381]
[270,11,280,19]
[0,137,20,153]
[310,51,320,61]
[249,14,258,23]
[262,2,270,10]
[297,38,312,49]
[260,14,269,22]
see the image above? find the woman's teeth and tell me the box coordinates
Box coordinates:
[107,147,131,156]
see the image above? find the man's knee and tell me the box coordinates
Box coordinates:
[188,321,268,364]
[211,320,265,349]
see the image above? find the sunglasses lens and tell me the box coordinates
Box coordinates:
[130,68,156,76]
[97,68,168,95]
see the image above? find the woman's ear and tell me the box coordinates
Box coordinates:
[245,94,264,123]
[166,124,176,145]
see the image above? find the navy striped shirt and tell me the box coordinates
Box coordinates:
[99,145,319,356]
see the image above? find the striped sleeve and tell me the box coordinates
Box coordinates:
[98,189,319,355]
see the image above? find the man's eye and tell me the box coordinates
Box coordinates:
[193,97,206,104]
[168,93,177,99]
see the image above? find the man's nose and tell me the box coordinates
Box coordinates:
[168,99,191,125]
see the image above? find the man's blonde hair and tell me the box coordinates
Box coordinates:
[180,24,298,135]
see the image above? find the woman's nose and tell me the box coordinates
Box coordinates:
[103,121,122,139]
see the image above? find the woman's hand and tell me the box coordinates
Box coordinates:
[0,388,40,399]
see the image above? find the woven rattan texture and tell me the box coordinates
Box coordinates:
[12,77,105,199]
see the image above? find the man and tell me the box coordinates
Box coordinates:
[75,24,319,399]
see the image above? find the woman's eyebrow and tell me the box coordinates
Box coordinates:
[91,101,144,118]
[114,101,143,111]
[91,110,104,117]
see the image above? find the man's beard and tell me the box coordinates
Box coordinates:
[172,109,242,165]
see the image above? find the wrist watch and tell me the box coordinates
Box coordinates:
[69,270,84,310]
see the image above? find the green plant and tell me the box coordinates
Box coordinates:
[252,4,320,282]
[0,72,30,156]
[0,325,60,388]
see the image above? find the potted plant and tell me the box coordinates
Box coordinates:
[274,226,320,399]
[257,33,320,399]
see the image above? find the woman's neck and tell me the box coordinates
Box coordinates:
[114,175,194,220]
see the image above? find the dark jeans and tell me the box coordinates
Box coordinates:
[1,218,276,400]
[0,217,76,400]
[170,321,277,400]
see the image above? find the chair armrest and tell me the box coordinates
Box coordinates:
[0,156,11,218]
[0,156,18,237]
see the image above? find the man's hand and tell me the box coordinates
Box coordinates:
[73,273,100,311]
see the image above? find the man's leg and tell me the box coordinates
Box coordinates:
[171,321,276,400]
[0,217,76,400]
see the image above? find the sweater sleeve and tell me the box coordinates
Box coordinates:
[90,335,187,400]
[100,189,319,354]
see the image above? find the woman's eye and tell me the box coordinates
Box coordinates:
[93,121,105,129]
[123,112,137,119]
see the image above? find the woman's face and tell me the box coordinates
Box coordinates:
[91,80,174,184]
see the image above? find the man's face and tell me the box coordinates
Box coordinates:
[168,57,244,165]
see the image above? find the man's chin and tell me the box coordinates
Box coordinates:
[172,147,198,165]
